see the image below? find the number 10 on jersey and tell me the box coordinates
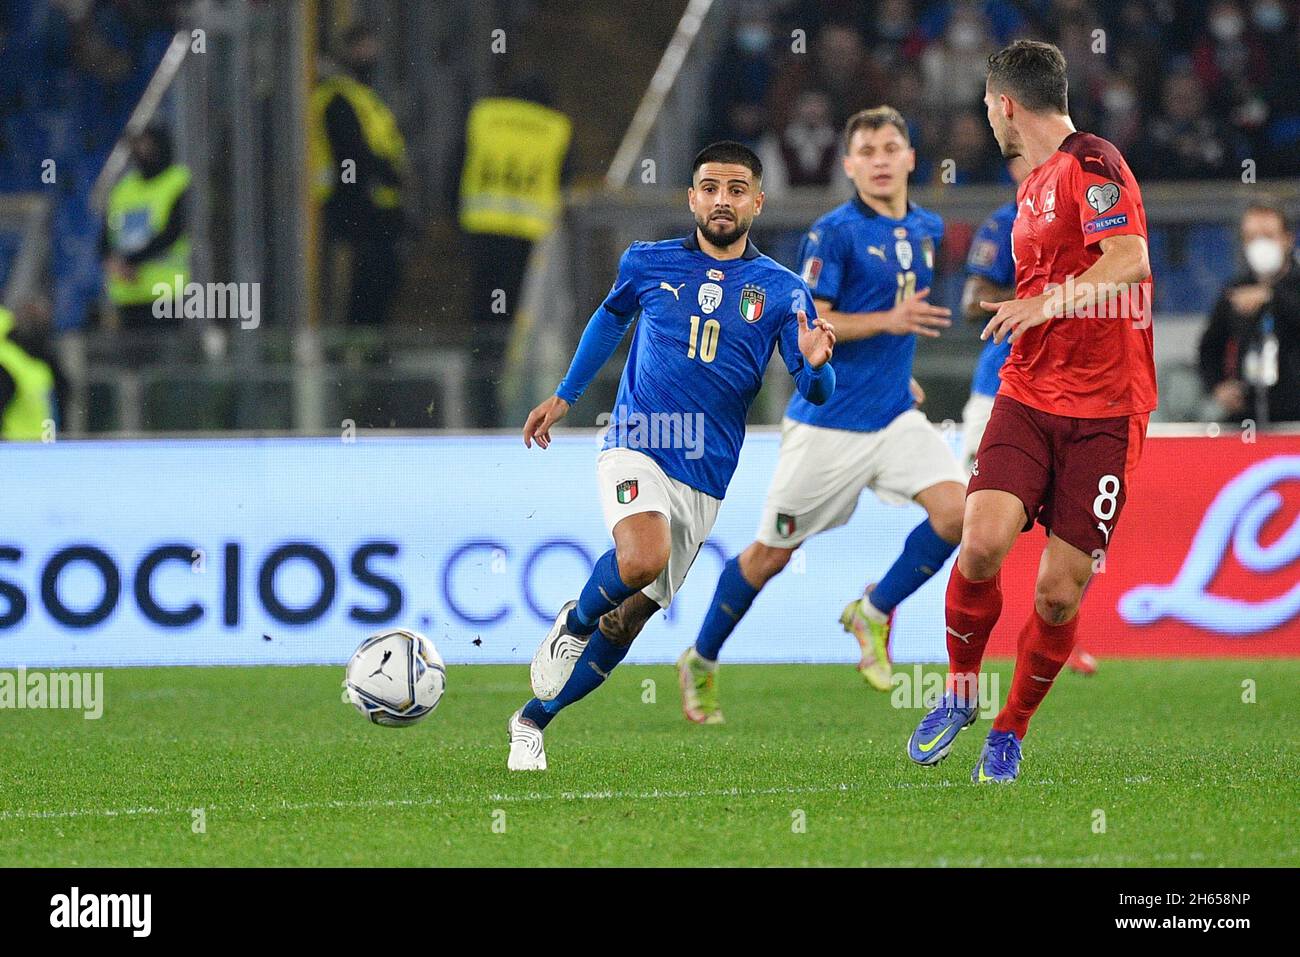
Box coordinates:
[687,314,720,363]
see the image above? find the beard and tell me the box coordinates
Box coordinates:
[696,211,750,248]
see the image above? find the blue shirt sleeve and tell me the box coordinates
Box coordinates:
[777,281,835,405]
[797,221,848,307]
[555,247,640,404]
[600,245,642,317]
[965,211,1015,287]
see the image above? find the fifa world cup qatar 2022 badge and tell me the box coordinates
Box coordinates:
[616,479,639,504]
[739,284,765,322]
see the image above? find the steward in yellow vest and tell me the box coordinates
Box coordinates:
[101,125,190,329]
[457,78,572,428]
[0,306,56,441]
[459,96,572,242]
[309,74,407,211]
[310,24,408,326]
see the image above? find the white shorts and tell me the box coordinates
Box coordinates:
[961,392,995,473]
[596,447,722,608]
[756,411,967,548]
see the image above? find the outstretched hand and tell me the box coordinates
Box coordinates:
[523,395,570,449]
[797,309,835,368]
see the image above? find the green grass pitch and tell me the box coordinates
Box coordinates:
[0,660,1295,867]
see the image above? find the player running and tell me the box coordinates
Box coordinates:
[675,106,966,725]
[909,41,1155,781]
[507,141,837,771]
[960,156,1098,677]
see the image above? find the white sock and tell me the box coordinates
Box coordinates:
[689,647,719,671]
[859,594,888,624]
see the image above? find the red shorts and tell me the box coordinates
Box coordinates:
[967,394,1148,556]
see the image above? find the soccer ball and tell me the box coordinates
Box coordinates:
[345,629,446,727]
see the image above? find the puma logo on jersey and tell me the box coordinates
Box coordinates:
[970,458,979,477]
[659,281,685,300]
[1084,154,1106,166]
[867,245,886,260]
[946,626,974,644]
[1097,521,1112,544]
[1022,196,1037,214]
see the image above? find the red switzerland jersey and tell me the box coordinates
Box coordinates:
[1001,131,1157,418]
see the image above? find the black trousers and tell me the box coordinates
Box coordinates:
[324,201,403,326]
[466,232,533,429]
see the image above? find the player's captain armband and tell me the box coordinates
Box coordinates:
[801,256,823,287]
[1084,213,1129,235]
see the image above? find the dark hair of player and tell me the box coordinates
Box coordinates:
[842,106,909,153]
[691,141,762,185]
[986,39,1069,115]
[1243,196,1293,235]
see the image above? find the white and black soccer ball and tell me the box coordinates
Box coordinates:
[345,629,446,727]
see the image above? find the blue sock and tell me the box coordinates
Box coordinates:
[565,549,637,636]
[871,519,957,614]
[693,556,760,662]
[520,630,630,730]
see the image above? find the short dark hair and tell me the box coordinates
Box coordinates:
[843,105,910,153]
[692,141,762,184]
[1243,196,1293,234]
[986,40,1069,114]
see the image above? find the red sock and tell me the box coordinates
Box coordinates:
[944,563,1002,703]
[993,608,1079,739]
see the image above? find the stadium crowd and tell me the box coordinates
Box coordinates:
[708,0,1300,190]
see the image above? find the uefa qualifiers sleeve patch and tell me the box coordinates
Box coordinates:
[1084,213,1129,235]
[967,238,997,269]
[801,257,823,287]
[1085,182,1120,214]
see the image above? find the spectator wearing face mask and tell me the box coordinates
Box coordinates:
[756,90,840,194]
[1199,200,1300,423]
[1193,0,1271,160]
[1135,70,1236,179]
[1097,76,1144,156]
[919,5,995,111]
[1257,1,1300,175]
[768,24,885,130]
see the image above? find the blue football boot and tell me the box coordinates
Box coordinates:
[907,692,979,766]
[972,729,1022,783]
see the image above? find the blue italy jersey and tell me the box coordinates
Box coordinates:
[599,234,823,499]
[787,195,944,431]
[967,200,1017,397]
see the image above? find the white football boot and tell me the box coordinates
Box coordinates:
[530,599,587,701]
[507,710,547,771]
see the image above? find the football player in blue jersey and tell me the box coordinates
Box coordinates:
[960,158,1026,472]
[677,107,969,724]
[506,141,837,771]
[959,156,1099,677]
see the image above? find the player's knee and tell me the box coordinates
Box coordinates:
[1034,579,1082,626]
[957,532,1006,580]
[615,540,670,589]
